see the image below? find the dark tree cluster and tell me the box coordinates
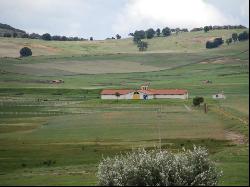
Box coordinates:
[206,37,224,49]
[191,25,247,32]
[225,31,249,45]
[1,29,87,41]
[238,31,249,41]
[193,97,204,106]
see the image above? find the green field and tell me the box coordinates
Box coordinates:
[0,30,249,186]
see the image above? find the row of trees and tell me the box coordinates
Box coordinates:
[206,30,249,49]
[192,25,247,32]
[226,31,249,45]
[130,27,188,41]
[2,32,89,41]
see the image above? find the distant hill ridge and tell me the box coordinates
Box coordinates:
[0,23,26,34]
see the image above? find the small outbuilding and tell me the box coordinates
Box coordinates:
[212,93,226,99]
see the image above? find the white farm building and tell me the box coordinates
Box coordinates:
[101,86,188,100]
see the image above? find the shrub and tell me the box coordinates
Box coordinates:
[20,47,32,57]
[238,31,249,41]
[232,33,238,42]
[206,37,223,49]
[226,38,232,45]
[193,97,204,106]
[97,146,222,186]
[137,40,148,51]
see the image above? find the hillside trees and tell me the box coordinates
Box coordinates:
[146,28,155,39]
[116,34,122,40]
[238,31,249,41]
[226,38,232,45]
[3,33,11,37]
[133,30,146,43]
[204,26,210,33]
[162,27,171,37]
[232,33,238,42]
[156,28,161,37]
[137,40,148,51]
[42,33,52,41]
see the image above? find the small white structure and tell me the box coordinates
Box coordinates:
[212,93,226,99]
[101,86,188,100]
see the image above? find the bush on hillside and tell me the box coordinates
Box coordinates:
[204,26,210,33]
[238,31,249,41]
[206,37,224,49]
[232,33,238,42]
[20,47,32,57]
[226,38,233,45]
[137,40,148,51]
[97,146,222,186]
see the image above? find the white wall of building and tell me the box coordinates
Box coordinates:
[101,92,188,100]
[212,94,226,99]
[154,94,188,99]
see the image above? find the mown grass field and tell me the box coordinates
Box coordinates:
[0,29,249,186]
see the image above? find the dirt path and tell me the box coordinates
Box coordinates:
[184,104,192,112]
[225,131,248,145]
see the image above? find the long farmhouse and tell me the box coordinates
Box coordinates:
[101,85,188,100]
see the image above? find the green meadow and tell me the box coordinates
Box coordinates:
[0,30,249,186]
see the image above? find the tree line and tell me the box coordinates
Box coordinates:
[206,31,249,49]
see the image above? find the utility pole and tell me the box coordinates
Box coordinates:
[204,103,208,113]
[156,105,163,151]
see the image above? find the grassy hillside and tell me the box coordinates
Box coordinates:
[0,29,248,57]
[0,29,249,186]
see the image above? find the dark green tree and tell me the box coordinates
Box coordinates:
[116,34,121,39]
[193,97,204,106]
[226,38,232,45]
[146,28,155,39]
[162,27,171,37]
[42,33,51,41]
[133,30,146,41]
[204,26,210,33]
[232,33,238,42]
[90,37,94,41]
[137,40,148,51]
[238,31,249,41]
[156,28,161,37]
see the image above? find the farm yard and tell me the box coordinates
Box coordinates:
[0,29,249,186]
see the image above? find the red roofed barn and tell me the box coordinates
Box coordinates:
[101,85,188,100]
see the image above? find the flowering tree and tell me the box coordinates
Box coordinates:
[97,146,222,186]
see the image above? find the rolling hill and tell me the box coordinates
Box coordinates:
[0,28,249,186]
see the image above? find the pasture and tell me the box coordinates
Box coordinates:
[0,29,249,186]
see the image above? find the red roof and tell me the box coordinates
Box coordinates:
[101,90,134,95]
[101,89,188,95]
